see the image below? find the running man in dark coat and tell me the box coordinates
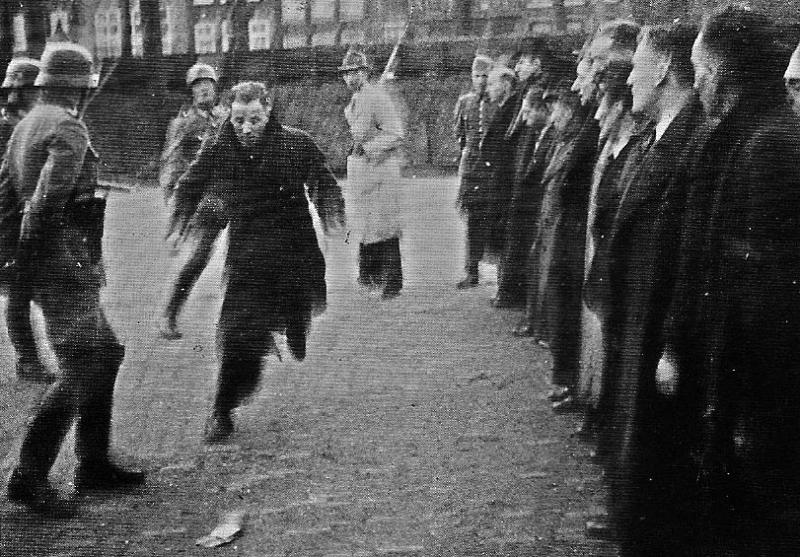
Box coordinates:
[4,41,144,517]
[0,56,54,382]
[171,82,345,443]
[657,8,800,552]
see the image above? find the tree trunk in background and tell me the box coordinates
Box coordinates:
[140,0,162,57]
[185,0,195,55]
[120,0,133,57]
[25,0,48,57]
[552,0,567,32]
[0,5,13,61]
[231,0,254,53]
[271,0,283,50]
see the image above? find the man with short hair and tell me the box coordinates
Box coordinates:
[660,6,800,552]
[456,65,516,290]
[4,41,144,517]
[586,21,704,551]
[159,62,227,339]
[539,20,637,413]
[171,81,345,443]
[785,42,800,115]
[340,49,406,300]
[0,56,53,383]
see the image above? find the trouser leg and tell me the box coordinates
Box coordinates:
[6,281,39,364]
[464,210,485,279]
[16,375,77,479]
[551,272,582,389]
[383,237,403,295]
[164,225,220,321]
[75,331,124,467]
[358,242,378,286]
[214,287,275,413]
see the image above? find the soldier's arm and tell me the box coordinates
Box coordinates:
[304,134,345,234]
[170,134,219,235]
[24,118,89,241]
[362,86,404,160]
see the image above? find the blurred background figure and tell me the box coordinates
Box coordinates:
[0,56,53,383]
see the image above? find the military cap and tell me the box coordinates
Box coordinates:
[2,57,40,89]
[34,42,98,88]
[186,62,218,87]
[471,55,493,75]
[338,48,371,73]
[786,42,800,80]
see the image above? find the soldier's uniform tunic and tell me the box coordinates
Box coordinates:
[6,102,124,479]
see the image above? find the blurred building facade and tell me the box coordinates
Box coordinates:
[1,0,799,60]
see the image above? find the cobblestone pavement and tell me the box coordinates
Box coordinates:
[0,176,617,556]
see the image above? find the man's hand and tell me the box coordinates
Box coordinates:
[655,355,679,397]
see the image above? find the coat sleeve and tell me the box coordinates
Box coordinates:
[304,134,345,234]
[454,95,466,148]
[362,86,405,160]
[171,133,220,233]
[159,115,185,195]
[25,117,89,238]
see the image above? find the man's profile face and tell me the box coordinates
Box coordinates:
[515,55,541,83]
[628,36,666,116]
[192,79,217,109]
[691,33,722,116]
[786,79,800,115]
[487,75,510,102]
[471,72,488,94]
[231,99,270,148]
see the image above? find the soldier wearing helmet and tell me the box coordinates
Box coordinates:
[3,41,144,516]
[0,56,53,383]
[158,61,227,339]
[785,42,800,115]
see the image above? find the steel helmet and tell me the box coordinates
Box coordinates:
[34,42,98,88]
[186,63,218,87]
[2,57,40,89]
[338,49,371,73]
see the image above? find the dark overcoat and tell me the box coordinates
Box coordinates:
[495,108,548,306]
[173,117,345,358]
[591,100,704,549]
[529,107,598,380]
[664,100,800,547]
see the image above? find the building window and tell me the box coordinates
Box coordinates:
[283,0,306,24]
[221,19,231,53]
[311,0,335,22]
[49,9,70,36]
[248,14,271,50]
[193,0,214,5]
[340,0,366,22]
[95,8,122,58]
[13,13,26,53]
[194,20,217,53]
[132,0,144,56]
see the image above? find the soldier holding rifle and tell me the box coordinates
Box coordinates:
[3,41,144,517]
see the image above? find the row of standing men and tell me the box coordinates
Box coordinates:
[456,6,800,556]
